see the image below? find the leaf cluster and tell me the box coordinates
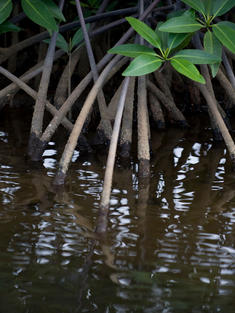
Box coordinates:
[0,0,65,34]
[108,0,235,83]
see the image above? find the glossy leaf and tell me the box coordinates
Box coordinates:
[0,0,12,24]
[122,55,163,76]
[212,21,235,53]
[173,49,220,64]
[203,30,222,77]
[108,44,157,58]
[41,0,66,22]
[170,58,205,84]
[21,0,58,31]
[180,0,206,15]
[0,20,20,34]
[212,0,235,17]
[159,15,202,33]
[126,17,162,50]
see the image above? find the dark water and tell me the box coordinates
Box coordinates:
[0,108,235,313]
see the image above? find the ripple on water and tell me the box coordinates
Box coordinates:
[1,113,235,312]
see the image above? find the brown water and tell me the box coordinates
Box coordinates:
[0,107,235,313]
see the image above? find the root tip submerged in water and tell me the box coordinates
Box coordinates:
[53,169,66,186]
[27,133,47,162]
[138,159,150,178]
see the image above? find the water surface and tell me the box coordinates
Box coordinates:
[0,108,235,313]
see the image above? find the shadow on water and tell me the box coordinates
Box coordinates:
[0,107,235,313]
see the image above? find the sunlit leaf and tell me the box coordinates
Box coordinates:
[126,17,162,50]
[159,15,202,33]
[0,0,12,24]
[203,30,222,77]
[212,21,235,53]
[173,49,221,64]
[122,55,163,76]
[108,44,157,58]
[21,0,58,31]
[170,58,205,84]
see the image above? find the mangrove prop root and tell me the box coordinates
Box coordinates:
[148,92,165,129]
[0,65,91,156]
[0,66,71,130]
[216,68,235,108]
[194,34,230,137]
[40,56,127,150]
[96,79,126,144]
[138,75,150,178]
[97,77,130,233]
[29,1,64,156]
[147,79,188,127]
[75,0,108,121]
[0,50,65,112]
[222,50,235,90]
[198,83,235,168]
[53,54,123,186]
[154,70,175,104]
[120,77,136,158]
[0,18,131,111]
[0,7,138,65]
[54,48,82,109]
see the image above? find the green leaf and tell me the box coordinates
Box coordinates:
[203,30,222,77]
[159,15,202,33]
[212,0,235,17]
[0,20,20,34]
[204,0,213,15]
[44,33,68,52]
[126,17,162,50]
[180,0,206,15]
[71,24,89,50]
[167,33,189,53]
[170,58,205,84]
[41,0,66,22]
[167,9,187,19]
[108,44,157,58]
[212,21,235,53]
[21,0,58,31]
[122,55,163,76]
[0,0,12,24]
[155,22,168,50]
[173,49,221,64]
